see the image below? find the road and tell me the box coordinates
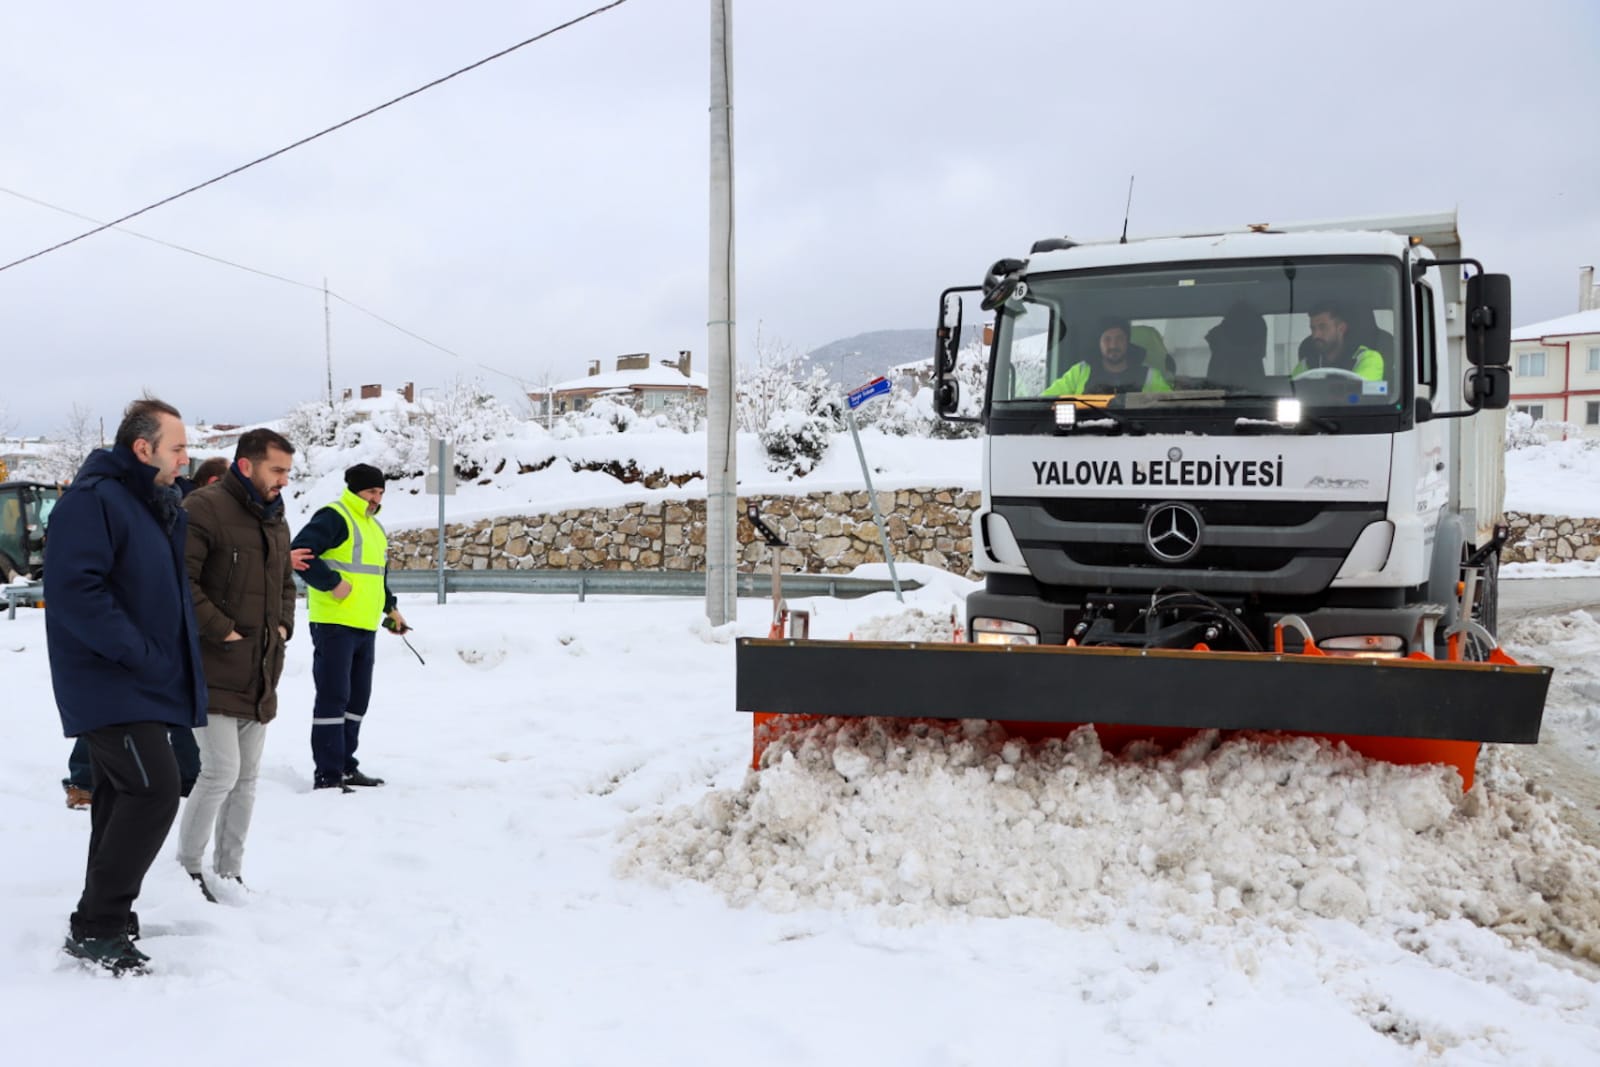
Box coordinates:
[1501,575,1600,620]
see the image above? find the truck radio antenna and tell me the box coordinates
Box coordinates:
[1119,175,1136,244]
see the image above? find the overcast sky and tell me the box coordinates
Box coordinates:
[3,0,1597,436]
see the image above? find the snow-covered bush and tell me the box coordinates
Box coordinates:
[758,367,845,475]
[551,396,640,438]
[281,400,345,461]
[737,333,847,473]
[1505,410,1587,450]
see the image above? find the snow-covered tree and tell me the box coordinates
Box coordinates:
[418,377,524,478]
[33,404,103,483]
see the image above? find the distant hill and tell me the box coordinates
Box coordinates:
[805,327,981,386]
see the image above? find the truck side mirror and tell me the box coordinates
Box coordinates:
[1465,273,1512,367]
[1466,365,1512,410]
[934,379,960,416]
[937,293,965,374]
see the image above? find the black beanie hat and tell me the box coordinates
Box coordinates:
[345,463,386,493]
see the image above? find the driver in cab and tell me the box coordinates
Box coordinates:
[1041,317,1172,396]
[1292,301,1384,381]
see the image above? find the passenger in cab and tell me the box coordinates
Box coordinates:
[1042,317,1172,395]
[1292,301,1384,381]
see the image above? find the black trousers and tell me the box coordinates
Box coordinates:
[71,722,181,938]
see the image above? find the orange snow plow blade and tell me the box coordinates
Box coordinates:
[738,639,1552,791]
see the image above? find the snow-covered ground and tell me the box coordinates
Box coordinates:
[4,569,1600,1064]
[5,423,1600,1063]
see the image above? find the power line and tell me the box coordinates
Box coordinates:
[0,0,631,275]
[0,184,534,389]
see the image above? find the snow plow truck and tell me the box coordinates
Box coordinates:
[736,212,1551,789]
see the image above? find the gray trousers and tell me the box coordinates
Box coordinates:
[176,717,267,879]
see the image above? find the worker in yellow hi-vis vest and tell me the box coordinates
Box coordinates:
[290,464,409,792]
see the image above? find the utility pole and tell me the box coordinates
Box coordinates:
[706,0,738,626]
[323,277,334,405]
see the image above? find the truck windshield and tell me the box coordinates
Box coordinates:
[989,258,1405,422]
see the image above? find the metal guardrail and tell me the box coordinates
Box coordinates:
[3,581,44,619]
[384,568,919,602]
[7,571,916,619]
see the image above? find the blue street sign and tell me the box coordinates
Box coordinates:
[847,376,892,409]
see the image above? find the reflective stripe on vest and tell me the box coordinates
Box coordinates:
[306,489,388,629]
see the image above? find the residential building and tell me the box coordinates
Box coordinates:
[537,352,707,417]
[1509,266,1600,434]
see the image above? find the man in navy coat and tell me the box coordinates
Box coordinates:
[45,397,206,976]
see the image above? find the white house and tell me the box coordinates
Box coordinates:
[1509,266,1600,435]
[538,352,707,417]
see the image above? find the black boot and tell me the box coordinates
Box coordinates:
[189,871,218,903]
[343,770,385,788]
[63,934,149,976]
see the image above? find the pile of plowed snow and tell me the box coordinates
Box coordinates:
[624,610,1600,959]
[1504,610,1600,749]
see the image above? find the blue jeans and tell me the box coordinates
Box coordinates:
[67,729,200,797]
[310,622,377,785]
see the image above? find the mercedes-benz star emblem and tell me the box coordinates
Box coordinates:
[1144,502,1203,564]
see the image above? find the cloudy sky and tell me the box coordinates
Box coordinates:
[3,0,1597,435]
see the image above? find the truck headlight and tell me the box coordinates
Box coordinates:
[971,617,1040,645]
[1320,635,1405,659]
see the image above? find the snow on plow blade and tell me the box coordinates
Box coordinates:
[735,639,1551,744]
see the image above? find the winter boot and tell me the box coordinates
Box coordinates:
[314,775,354,793]
[343,770,385,788]
[189,870,218,904]
[63,935,149,976]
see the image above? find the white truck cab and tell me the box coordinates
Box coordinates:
[935,212,1514,656]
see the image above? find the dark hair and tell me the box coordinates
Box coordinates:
[1098,316,1132,340]
[191,457,230,486]
[113,396,182,450]
[234,428,295,463]
[1308,300,1348,324]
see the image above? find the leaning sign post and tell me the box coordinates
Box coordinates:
[845,376,903,602]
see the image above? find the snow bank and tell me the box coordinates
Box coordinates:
[624,610,1600,962]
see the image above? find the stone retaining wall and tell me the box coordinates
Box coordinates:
[387,489,984,577]
[1505,512,1600,564]
[385,494,1600,577]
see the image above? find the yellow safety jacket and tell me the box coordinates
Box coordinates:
[1292,344,1385,382]
[306,488,389,630]
[1042,361,1172,396]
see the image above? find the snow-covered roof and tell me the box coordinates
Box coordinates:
[548,366,709,393]
[1512,308,1600,342]
[343,391,428,415]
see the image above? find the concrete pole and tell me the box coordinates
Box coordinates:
[706,0,738,625]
